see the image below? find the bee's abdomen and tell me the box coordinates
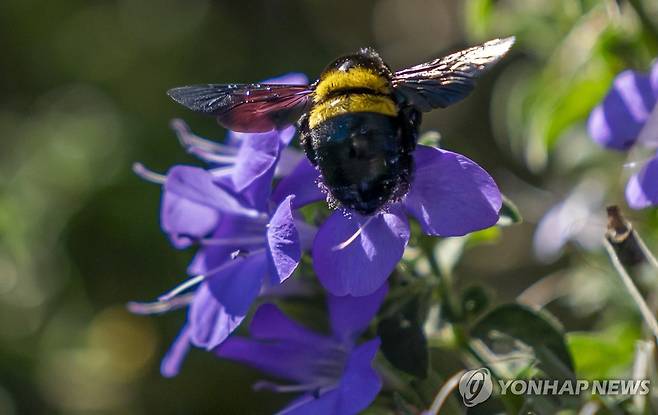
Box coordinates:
[310,112,411,214]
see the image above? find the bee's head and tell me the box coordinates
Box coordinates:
[321,48,391,78]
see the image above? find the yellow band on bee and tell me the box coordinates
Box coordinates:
[309,94,398,128]
[314,67,391,102]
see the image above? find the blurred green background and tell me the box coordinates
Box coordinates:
[2,0,658,413]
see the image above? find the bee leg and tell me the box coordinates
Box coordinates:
[400,106,421,153]
[392,106,421,201]
[297,113,318,165]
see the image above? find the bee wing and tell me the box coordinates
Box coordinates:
[167,83,314,133]
[392,37,515,111]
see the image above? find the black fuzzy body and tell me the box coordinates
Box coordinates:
[300,50,421,215]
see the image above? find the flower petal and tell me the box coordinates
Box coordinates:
[187,249,208,276]
[277,340,382,415]
[188,283,245,350]
[335,338,382,415]
[588,69,656,150]
[313,209,409,296]
[267,196,301,284]
[404,146,502,236]
[165,165,260,217]
[160,191,219,249]
[229,129,284,211]
[533,178,606,262]
[275,147,306,178]
[216,337,330,384]
[250,303,329,345]
[160,325,191,378]
[651,61,658,98]
[186,212,266,275]
[328,284,388,342]
[207,253,267,316]
[626,153,658,209]
[296,220,318,252]
[232,130,280,193]
[272,157,324,208]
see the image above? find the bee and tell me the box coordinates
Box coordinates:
[167,37,514,215]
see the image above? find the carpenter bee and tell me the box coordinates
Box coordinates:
[167,37,514,215]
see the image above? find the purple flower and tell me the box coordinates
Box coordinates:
[533,177,606,262]
[309,145,502,297]
[626,151,658,208]
[130,74,317,377]
[588,62,658,209]
[215,284,387,415]
[134,165,310,377]
[161,123,294,247]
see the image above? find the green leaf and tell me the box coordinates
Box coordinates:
[543,77,612,148]
[567,323,640,380]
[470,303,575,380]
[418,130,441,147]
[467,227,502,247]
[377,299,429,379]
[497,195,523,226]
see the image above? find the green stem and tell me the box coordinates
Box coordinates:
[604,238,658,342]
[421,242,460,322]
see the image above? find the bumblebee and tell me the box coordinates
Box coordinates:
[167,37,514,215]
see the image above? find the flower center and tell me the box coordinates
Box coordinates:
[253,342,350,395]
[309,344,350,383]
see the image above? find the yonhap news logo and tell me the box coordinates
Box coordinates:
[458,368,493,407]
[457,367,651,408]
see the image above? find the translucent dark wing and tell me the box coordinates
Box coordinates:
[392,37,515,111]
[167,83,313,132]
